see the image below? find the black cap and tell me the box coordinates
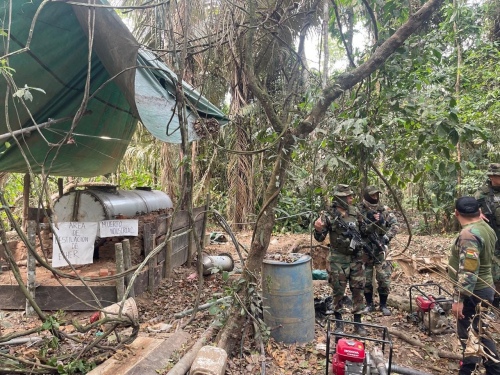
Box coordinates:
[455,196,479,214]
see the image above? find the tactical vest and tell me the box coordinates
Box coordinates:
[327,206,361,256]
[358,202,387,237]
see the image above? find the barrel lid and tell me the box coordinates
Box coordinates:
[263,253,311,266]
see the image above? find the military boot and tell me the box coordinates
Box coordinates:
[353,314,367,336]
[362,293,374,313]
[379,294,392,316]
[334,312,344,333]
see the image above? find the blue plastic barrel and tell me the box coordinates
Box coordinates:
[262,253,315,344]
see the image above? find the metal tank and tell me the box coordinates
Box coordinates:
[53,186,173,222]
[262,253,315,344]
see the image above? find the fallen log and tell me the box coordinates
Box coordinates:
[387,294,411,313]
[167,325,218,375]
[388,328,462,360]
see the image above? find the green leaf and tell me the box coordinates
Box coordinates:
[449,129,459,145]
[222,271,229,282]
[449,112,459,124]
[413,172,423,183]
[208,305,219,315]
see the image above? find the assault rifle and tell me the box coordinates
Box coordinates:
[364,209,389,258]
[323,209,381,264]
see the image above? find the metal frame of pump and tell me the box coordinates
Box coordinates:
[408,283,454,336]
[325,319,393,375]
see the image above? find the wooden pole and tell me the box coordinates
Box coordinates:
[201,193,210,249]
[22,173,31,232]
[115,243,125,300]
[122,239,135,298]
[164,216,172,279]
[25,221,37,316]
[57,178,64,198]
[143,224,155,292]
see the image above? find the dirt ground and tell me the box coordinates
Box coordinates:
[0,229,495,374]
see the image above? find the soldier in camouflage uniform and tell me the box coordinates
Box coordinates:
[358,186,399,316]
[474,163,500,309]
[314,184,367,335]
[448,196,500,375]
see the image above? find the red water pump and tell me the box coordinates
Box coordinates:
[416,295,437,312]
[326,319,393,375]
[331,339,366,375]
[408,283,453,335]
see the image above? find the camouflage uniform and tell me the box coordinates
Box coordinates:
[314,185,366,319]
[357,186,399,313]
[474,163,500,307]
[448,218,500,375]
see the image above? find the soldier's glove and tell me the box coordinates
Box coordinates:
[382,235,390,245]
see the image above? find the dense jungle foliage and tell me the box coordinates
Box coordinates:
[2,0,499,236]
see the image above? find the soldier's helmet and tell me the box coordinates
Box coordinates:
[333,184,353,197]
[365,186,382,195]
[487,163,500,176]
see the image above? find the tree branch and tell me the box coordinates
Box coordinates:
[330,0,357,68]
[360,0,379,42]
[298,0,444,137]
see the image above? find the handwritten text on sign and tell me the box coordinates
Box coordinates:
[99,220,139,237]
[52,222,97,268]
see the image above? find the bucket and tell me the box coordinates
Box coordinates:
[190,345,228,375]
[99,297,138,329]
[202,253,234,275]
[262,253,315,344]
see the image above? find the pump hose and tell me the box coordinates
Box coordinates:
[388,364,432,375]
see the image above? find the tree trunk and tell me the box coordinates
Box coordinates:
[217,0,445,354]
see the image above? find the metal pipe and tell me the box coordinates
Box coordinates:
[202,253,234,275]
[389,364,431,375]
[372,347,387,375]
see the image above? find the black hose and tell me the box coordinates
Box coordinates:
[389,364,432,375]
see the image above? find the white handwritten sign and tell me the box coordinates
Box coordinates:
[99,220,139,238]
[52,222,97,268]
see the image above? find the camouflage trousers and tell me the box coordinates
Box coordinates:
[328,250,365,314]
[363,252,393,296]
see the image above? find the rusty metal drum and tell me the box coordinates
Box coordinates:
[262,253,315,344]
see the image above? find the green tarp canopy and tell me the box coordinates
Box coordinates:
[0,1,227,177]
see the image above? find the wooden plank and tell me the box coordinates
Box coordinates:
[155,214,169,237]
[133,269,149,297]
[153,264,162,288]
[0,285,117,310]
[115,243,125,300]
[157,247,165,264]
[122,239,135,298]
[127,332,190,375]
[164,216,172,278]
[172,207,205,231]
[143,224,156,292]
[87,337,164,375]
[26,221,37,316]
